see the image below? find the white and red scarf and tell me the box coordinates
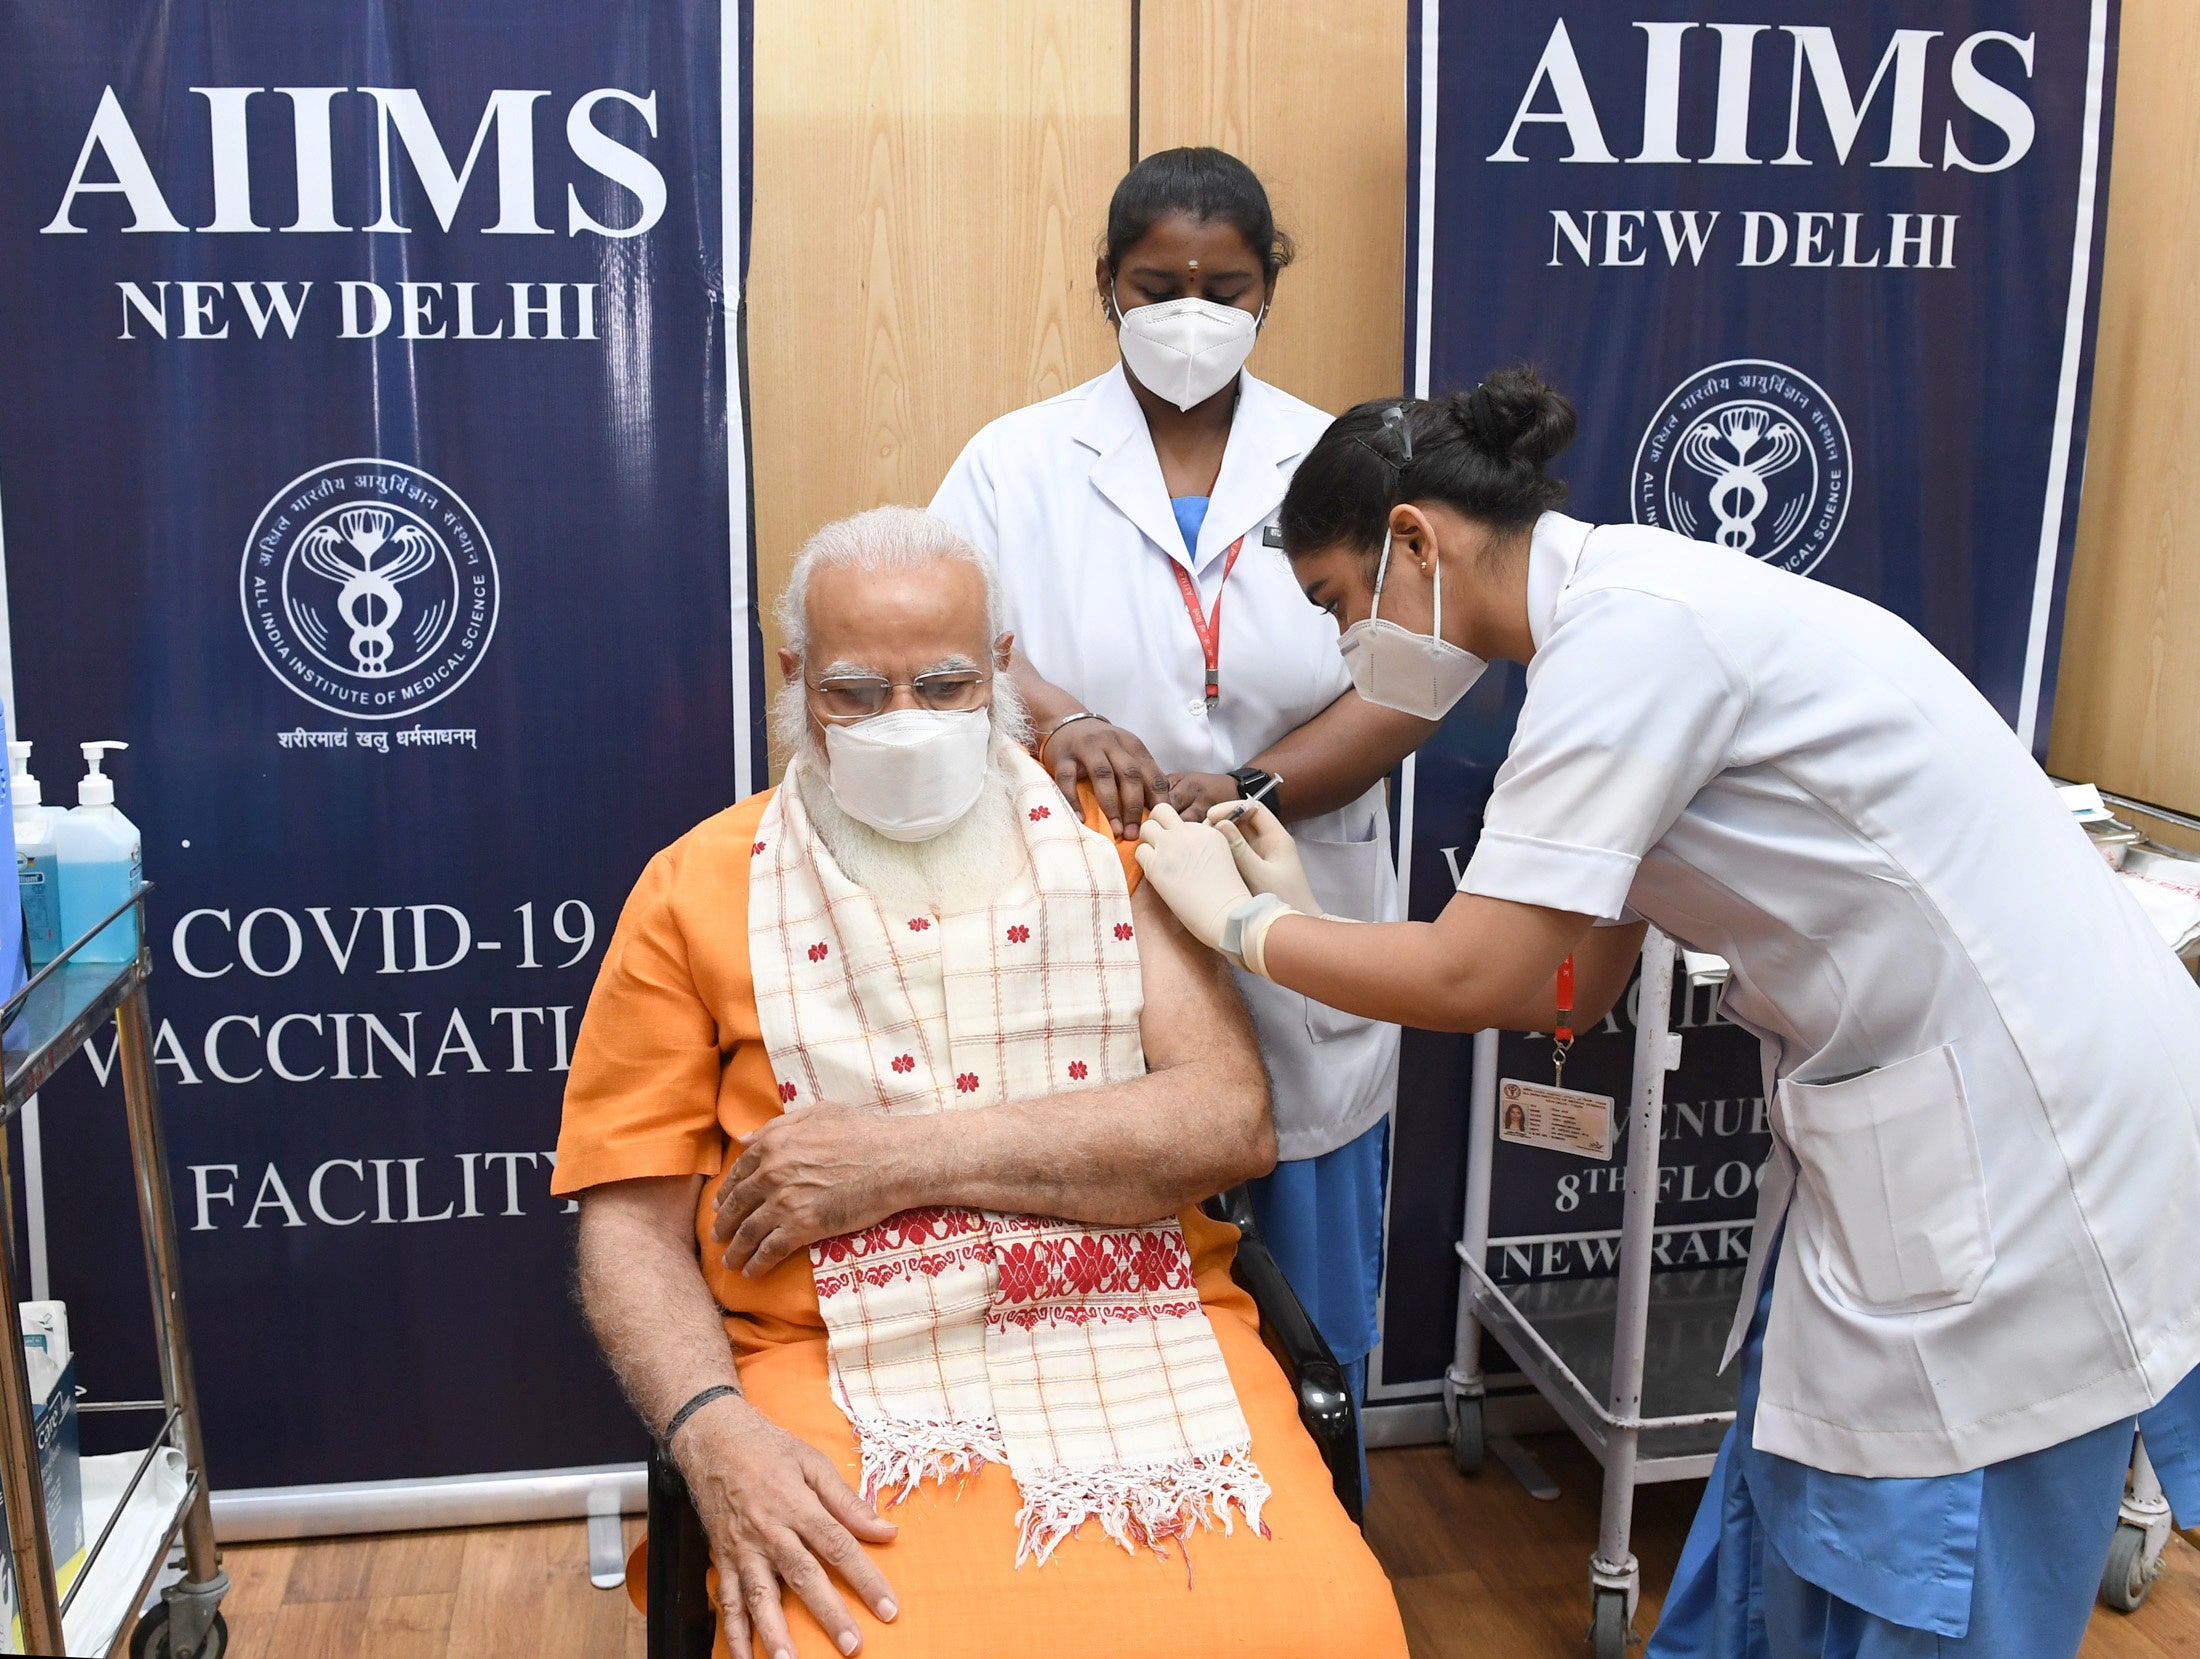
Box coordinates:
[747,749,1267,1565]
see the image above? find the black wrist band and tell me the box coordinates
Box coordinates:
[662,1383,741,1445]
[1228,765,1276,802]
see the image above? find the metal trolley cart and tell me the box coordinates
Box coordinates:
[2089,810,2200,1619]
[1443,928,1742,1659]
[0,888,228,1658]
[2101,1436,2174,1613]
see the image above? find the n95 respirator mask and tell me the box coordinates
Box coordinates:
[824,708,992,842]
[1112,291,1264,412]
[1337,530,1489,721]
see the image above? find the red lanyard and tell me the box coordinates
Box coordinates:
[1170,536,1246,709]
[1553,954,1576,1086]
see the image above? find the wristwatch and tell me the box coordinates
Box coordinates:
[1228,764,1279,804]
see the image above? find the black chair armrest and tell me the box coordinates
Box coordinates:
[647,1439,717,1659]
[1203,1185,1364,1524]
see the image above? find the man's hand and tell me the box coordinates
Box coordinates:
[678,1393,899,1659]
[712,1105,922,1276]
[1163,771,1240,820]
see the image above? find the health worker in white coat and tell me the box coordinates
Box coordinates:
[931,149,1436,1435]
[1133,368,2200,1659]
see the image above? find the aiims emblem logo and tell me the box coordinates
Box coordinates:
[241,459,499,719]
[1633,360,1851,576]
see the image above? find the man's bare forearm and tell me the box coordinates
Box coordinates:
[576,1176,746,1433]
[891,1057,1276,1224]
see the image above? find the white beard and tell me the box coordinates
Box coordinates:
[797,739,1030,916]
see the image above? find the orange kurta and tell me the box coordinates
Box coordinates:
[554,787,1407,1659]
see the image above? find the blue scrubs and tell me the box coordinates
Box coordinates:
[1174,492,1391,1493]
[1247,1115,1389,1504]
[1650,1236,2200,1657]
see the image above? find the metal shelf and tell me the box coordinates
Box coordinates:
[5,961,145,1117]
[1,885,152,1113]
[0,889,227,1656]
[1461,1259,1740,1476]
[1447,931,1745,1653]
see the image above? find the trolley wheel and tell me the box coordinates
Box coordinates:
[1450,1394,1485,1476]
[130,1606,228,1659]
[2100,1523,2155,1613]
[1590,1587,1631,1658]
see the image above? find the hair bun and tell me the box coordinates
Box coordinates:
[1447,366,1577,469]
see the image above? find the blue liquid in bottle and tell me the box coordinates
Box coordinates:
[18,852,61,966]
[54,744,141,966]
[57,852,141,964]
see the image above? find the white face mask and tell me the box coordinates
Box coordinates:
[1111,289,1265,411]
[1337,530,1489,720]
[823,708,993,843]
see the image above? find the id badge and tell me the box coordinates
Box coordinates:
[1498,1077,1615,1161]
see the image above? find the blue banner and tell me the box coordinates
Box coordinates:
[1376,0,2116,1401]
[0,1,758,1487]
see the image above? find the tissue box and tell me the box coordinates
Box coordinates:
[0,1304,85,1652]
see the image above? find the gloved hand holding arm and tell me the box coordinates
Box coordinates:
[1133,805,1292,970]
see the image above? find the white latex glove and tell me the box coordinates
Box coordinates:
[1135,803,1255,953]
[1204,800,1320,915]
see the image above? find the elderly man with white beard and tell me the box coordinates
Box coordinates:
[555,506,1407,1659]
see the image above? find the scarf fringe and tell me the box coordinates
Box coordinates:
[1011,1447,1271,1570]
[851,1414,1009,1509]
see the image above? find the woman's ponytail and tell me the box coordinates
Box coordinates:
[1447,367,1577,468]
[1278,364,1578,557]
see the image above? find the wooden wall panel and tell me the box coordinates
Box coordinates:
[746,1,1131,692]
[2048,0,2200,817]
[1137,0,1407,419]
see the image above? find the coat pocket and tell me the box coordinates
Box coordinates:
[1778,1043,1994,1314]
[1293,827,1387,1044]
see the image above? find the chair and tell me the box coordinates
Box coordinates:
[644,1186,1362,1659]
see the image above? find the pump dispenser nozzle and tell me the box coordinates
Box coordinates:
[77,740,127,808]
[9,742,37,808]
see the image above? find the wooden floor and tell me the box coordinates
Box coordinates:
[219,1515,647,1659]
[215,1438,2200,1657]
[1363,1436,2200,1659]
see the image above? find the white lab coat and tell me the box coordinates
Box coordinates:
[931,364,1400,1160]
[1463,512,2200,1477]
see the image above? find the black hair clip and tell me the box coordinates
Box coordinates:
[1351,401,1416,472]
[1381,402,1415,464]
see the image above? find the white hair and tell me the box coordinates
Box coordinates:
[775,505,1009,657]
[770,505,1027,755]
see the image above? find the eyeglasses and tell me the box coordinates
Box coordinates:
[807,669,991,722]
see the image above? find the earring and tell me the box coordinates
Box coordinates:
[1188,259,1199,273]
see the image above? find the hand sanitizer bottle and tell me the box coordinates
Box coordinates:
[55,742,141,965]
[10,743,65,967]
